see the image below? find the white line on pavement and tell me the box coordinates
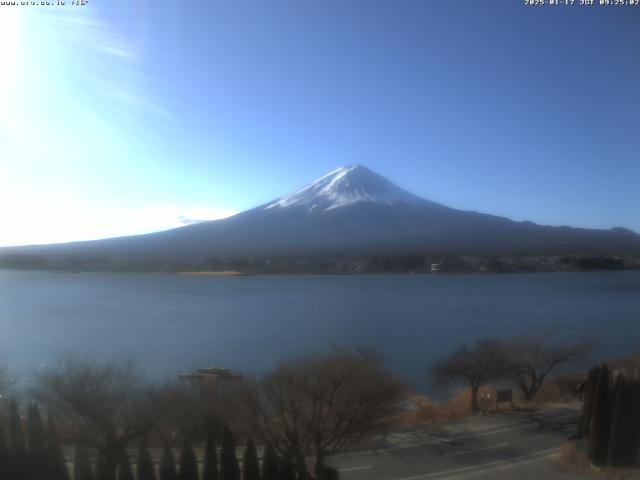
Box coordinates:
[443,442,508,457]
[392,447,560,480]
[441,454,560,480]
[338,466,373,472]
[331,422,536,458]
[436,424,536,443]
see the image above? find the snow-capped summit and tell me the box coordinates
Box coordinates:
[265,165,430,212]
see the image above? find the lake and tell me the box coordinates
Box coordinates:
[0,270,639,390]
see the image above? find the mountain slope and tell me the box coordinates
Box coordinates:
[2,165,639,264]
[264,165,432,211]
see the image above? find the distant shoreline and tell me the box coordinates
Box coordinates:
[177,270,250,277]
[0,253,638,275]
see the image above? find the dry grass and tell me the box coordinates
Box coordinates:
[526,373,584,405]
[396,395,456,425]
[397,386,504,426]
[555,442,640,480]
[556,442,592,471]
[397,376,585,428]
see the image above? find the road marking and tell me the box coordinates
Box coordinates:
[442,442,508,457]
[441,455,559,480]
[338,465,373,472]
[392,447,560,480]
[436,423,536,443]
[331,422,536,458]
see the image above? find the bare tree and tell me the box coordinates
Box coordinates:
[243,349,406,478]
[432,339,504,413]
[0,361,14,405]
[146,377,247,440]
[499,334,594,401]
[141,381,203,437]
[33,355,161,480]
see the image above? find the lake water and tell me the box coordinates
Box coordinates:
[1,270,639,390]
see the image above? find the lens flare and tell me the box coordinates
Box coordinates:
[0,9,23,111]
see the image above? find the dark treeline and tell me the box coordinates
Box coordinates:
[3,342,640,478]
[579,364,640,468]
[0,401,340,480]
[0,252,637,274]
[0,349,404,480]
[2,400,69,480]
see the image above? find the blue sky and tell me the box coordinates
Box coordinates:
[0,0,638,246]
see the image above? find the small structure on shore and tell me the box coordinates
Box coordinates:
[495,389,514,410]
[179,367,243,380]
[179,366,243,394]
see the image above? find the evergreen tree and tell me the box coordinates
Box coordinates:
[579,366,599,438]
[96,453,113,480]
[242,439,260,480]
[628,379,640,461]
[159,444,178,480]
[219,426,239,480]
[318,466,339,480]
[588,364,611,466]
[0,424,11,480]
[608,375,640,466]
[117,451,135,480]
[9,399,29,480]
[278,453,296,480]
[137,439,157,480]
[178,437,199,480]
[260,444,279,480]
[27,403,47,480]
[74,446,95,480]
[201,431,218,480]
[47,413,71,480]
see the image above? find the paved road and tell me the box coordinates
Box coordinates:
[327,406,591,480]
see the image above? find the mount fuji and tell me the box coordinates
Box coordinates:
[2,165,639,268]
